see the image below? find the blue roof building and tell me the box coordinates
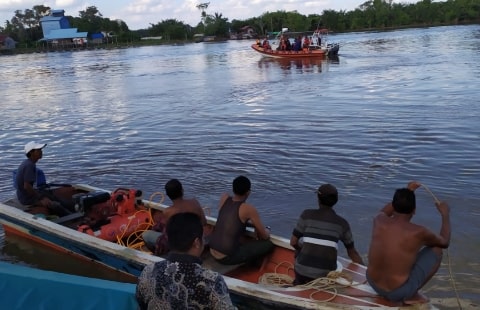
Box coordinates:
[40,9,87,41]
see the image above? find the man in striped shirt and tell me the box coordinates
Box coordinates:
[290,183,364,285]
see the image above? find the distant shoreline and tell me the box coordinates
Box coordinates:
[2,22,476,56]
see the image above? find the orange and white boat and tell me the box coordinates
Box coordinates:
[0,184,434,309]
[252,28,340,59]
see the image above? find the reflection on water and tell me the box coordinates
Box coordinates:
[257,56,339,73]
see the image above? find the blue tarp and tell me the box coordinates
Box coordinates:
[0,262,138,310]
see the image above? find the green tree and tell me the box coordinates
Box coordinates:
[204,12,229,37]
[149,19,190,40]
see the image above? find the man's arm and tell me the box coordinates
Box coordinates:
[346,247,364,265]
[217,193,229,210]
[290,235,300,251]
[437,201,451,248]
[380,202,394,216]
[24,181,51,207]
[23,181,43,201]
[212,275,236,309]
[423,201,450,248]
[192,199,208,226]
[241,203,270,240]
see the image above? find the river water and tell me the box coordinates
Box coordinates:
[1,25,479,308]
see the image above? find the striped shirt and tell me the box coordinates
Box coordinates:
[292,206,355,279]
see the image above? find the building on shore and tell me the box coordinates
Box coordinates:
[0,34,16,50]
[39,9,88,48]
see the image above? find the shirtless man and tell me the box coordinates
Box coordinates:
[209,175,274,265]
[142,179,207,251]
[366,181,451,304]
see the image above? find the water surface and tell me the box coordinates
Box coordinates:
[1,25,479,308]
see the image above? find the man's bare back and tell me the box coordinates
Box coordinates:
[163,198,206,226]
[366,181,450,303]
[367,210,432,290]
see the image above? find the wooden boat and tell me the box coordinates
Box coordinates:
[0,261,137,309]
[0,184,434,309]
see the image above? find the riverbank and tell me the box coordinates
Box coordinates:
[3,21,477,56]
[0,39,194,56]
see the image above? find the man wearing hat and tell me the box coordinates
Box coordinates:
[290,183,364,285]
[15,141,72,216]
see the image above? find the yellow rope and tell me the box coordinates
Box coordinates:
[148,192,165,205]
[420,183,440,204]
[420,183,462,310]
[258,261,357,302]
[115,191,166,251]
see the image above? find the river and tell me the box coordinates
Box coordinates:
[1,25,479,308]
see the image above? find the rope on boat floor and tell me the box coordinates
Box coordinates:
[258,261,361,302]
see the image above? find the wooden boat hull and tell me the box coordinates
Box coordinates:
[0,184,433,309]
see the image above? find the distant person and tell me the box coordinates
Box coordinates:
[209,175,274,265]
[136,212,235,309]
[142,179,207,254]
[285,37,292,51]
[15,141,74,216]
[366,181,450,304]
[262,38,271,50]
[302,36,310,50]
[290,183,364,285]
[278,36,287,51]
[293,36,302,51]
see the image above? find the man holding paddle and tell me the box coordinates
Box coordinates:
[366,181,451,304]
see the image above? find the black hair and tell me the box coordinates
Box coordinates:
[166,212,203,252]
[392,188,416,214]
[317,192,338,207]
[165,179,183,200]
[232,175,251,195]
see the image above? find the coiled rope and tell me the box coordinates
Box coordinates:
[258,261,357,302]
[117,192,166,251]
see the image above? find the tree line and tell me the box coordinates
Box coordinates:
[1,0,479,48]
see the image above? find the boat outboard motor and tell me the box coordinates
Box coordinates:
[73,191,111,214]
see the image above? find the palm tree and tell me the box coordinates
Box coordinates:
[196,2,210,30]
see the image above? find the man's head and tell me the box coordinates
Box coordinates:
[392,188,416,214]
[233,175,251,196]
[165,179,183,200]
[317,183,338,207]
[24,141,47,159]
[166,212,203,253]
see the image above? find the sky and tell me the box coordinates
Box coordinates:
[0,0,417,31]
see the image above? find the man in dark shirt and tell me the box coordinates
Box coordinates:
[209,175,274,265]
[16,141,50,206]
[290,183,364,285]
[15,141,73,216]
[136,212,235,309]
